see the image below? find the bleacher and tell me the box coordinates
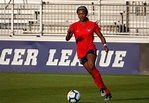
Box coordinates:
[0,0,149,39]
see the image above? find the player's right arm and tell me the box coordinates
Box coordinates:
[65,29,73,41]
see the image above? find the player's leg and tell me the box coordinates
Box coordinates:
[83,53,109,91]
[83,53,112,100]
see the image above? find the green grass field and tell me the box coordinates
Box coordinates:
[0,72,149,103]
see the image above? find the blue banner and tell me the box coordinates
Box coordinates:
[0,41,139,74]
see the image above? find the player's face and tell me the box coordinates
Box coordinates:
[77,10,87,22]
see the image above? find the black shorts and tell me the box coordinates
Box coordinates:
[79,50,97,65]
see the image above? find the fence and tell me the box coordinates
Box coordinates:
[0,1,149,37]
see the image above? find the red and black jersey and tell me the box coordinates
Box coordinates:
[69,20,101,58]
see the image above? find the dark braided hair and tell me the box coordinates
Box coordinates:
[76,6,88,15]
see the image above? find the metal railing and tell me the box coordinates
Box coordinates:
[0,1,149,37]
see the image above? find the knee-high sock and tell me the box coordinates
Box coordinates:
[91,68,110,94]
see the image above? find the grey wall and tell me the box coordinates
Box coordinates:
[140,43,149,75]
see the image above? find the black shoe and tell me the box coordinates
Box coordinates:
[100,88,106,97]
[104,94,112,101]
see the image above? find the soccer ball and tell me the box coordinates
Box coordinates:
[67,90,81,103]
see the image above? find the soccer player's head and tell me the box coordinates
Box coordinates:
[76,6,88,22]
[77,6,88,15]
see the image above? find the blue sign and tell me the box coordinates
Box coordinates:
[0,41,139,74]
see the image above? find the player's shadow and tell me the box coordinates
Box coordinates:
[111,97,149,101]
[79,97,149,103]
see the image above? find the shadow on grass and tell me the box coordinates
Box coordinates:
[111,97,149,101]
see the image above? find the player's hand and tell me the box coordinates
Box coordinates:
[104,46,109,53]
[66,30,73,41]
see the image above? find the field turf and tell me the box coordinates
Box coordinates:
[0,72,149,103]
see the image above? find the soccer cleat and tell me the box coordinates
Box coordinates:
[100,89,106,97]
[104,94,112,101]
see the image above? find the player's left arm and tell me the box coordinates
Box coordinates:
[96,31,109,53]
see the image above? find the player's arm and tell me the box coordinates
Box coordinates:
[96,31,109,53]
[65,29,73,41]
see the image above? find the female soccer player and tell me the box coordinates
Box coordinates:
[65,6,112,100]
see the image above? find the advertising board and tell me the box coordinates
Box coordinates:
[0,41,139,74]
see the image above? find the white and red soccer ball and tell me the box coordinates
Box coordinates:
[67,90,81,103]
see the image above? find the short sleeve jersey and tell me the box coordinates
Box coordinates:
[69,20,101,58]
